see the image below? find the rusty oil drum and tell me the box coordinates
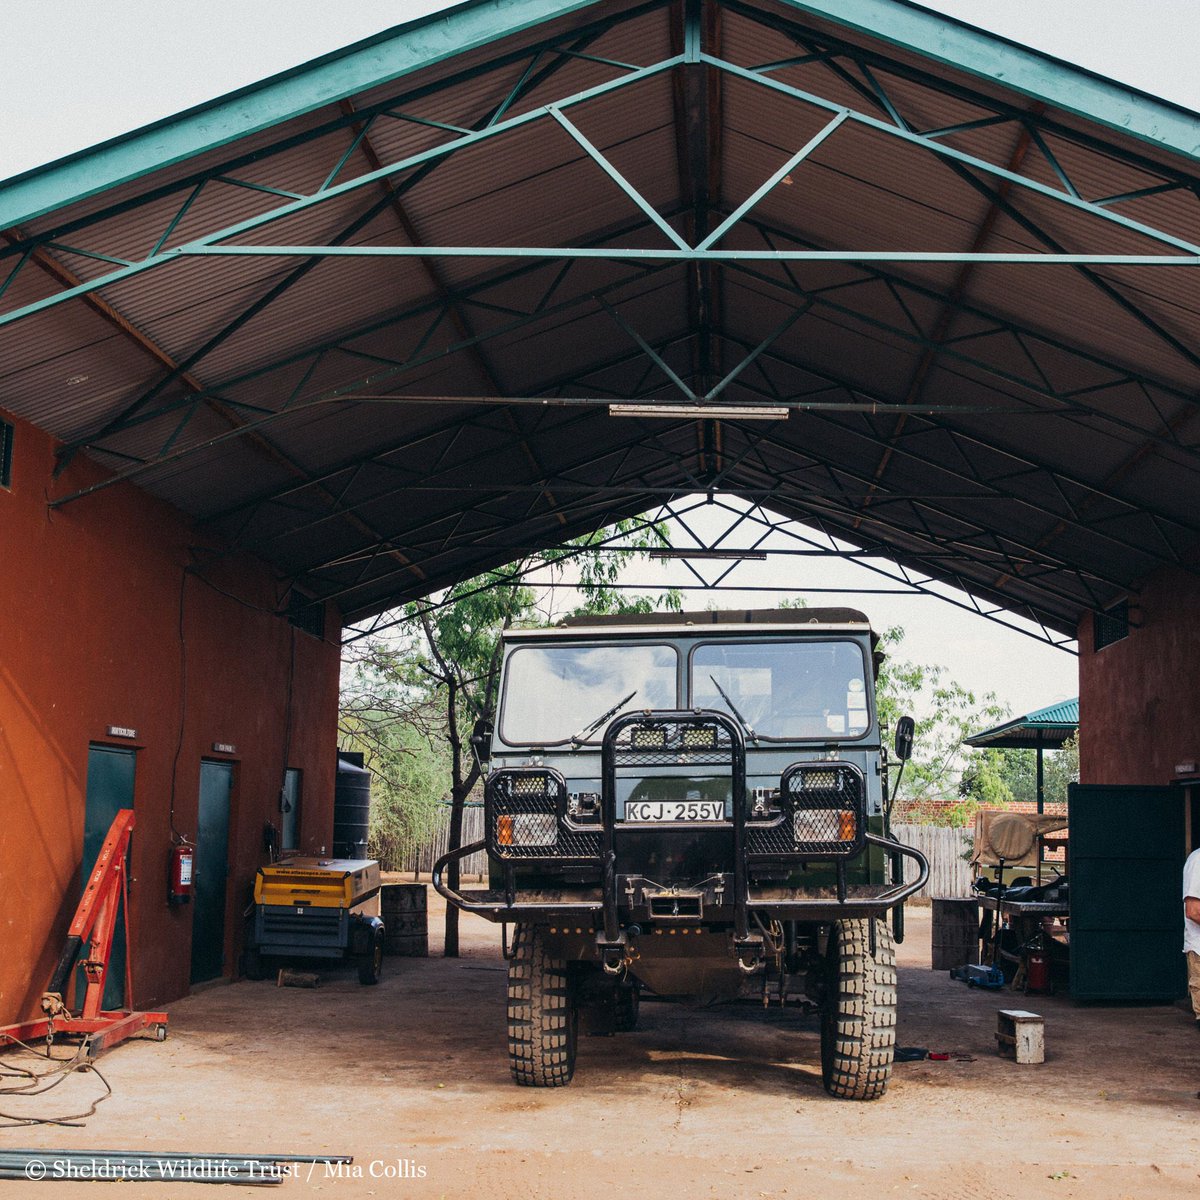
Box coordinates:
[381,883,428,957]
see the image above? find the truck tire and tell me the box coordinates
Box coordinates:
[820,917,896,1101]
[613,979,640,1032]
[507,925,577,1086]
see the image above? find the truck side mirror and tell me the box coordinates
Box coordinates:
[470,718,494,766]
[894,715,915,762]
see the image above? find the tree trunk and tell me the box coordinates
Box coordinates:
[442,677,481,958]
[445,782,469,958]
[445,677,463,958]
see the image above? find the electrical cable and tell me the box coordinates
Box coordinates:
[167,568,189,844]
[278,626,297,851]
[0,1036,112,1129]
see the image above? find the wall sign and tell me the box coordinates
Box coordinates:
[106,725,138,740]
[212,742,237,755]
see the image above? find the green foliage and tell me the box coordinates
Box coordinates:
[956,734,1079,823]
[343,718,450,870]
[548,518,681,618]
[876,625,1009,826]
[960,748,1015,808]
[338,517,681,885]
[1042,734,1079,805]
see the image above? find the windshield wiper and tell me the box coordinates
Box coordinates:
[708,674,757,744]
[571,690,638,744]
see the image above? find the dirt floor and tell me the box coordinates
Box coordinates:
[3,890,1198,1199]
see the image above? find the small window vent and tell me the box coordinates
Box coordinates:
[0,419,12,489]
[1093,600,1129,651]
[286,591,326,639]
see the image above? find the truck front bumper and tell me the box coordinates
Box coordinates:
[433,831,928,926]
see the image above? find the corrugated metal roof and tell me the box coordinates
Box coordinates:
[2,0,1199,631]
[965,697,1080,748]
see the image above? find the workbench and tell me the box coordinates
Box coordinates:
[978,896,1068,919]
[978,895,1068,991]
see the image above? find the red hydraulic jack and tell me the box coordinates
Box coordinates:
[0,809,168,1056]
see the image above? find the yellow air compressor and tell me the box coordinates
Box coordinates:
[243,857,384,984]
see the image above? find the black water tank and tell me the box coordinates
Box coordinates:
[333,752,371,859]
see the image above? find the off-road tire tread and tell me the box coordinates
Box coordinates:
[821,917,896,1101]
[507,925,577,1086]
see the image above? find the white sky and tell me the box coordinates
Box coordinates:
[4,0,1189,716]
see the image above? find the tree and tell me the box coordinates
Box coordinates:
[1042,735,1079,805]
[341,517,679,955]
[875,625,1010,827]
[340,632,453,867]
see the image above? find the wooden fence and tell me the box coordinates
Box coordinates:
[395,804,488,878]
[893,822,974,900]
[392,813,973,896]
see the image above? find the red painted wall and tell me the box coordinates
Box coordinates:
[1077,566,1200,786]
[0,408,342,1023]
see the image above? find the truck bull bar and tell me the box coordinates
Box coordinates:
[433,707,929,935]
[433,831,928,924]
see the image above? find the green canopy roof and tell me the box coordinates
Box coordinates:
[965,698,1079,750]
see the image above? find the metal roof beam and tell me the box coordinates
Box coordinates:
[0,0,631,231]
[723,256,1200,534]
[728,0,1200,179]
[733,231,1200,469]
[715,450,1096,630]
[229,391,698,560]
[14,35,1200,342]
[718,309,1200,546]
[0,1,666,270]
[850,96,1044,519]
[54,32,614,471]
[56,246,675,468]
[48,258,681,509]
[721,381,1155,597]
[743,352,1197,575]
[330,491,665,618]
[0,49,687,334]
[193,313,691,532]
[689,492,1079,645]
[0,232,426,582]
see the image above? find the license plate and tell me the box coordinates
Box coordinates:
[624,800,723,822]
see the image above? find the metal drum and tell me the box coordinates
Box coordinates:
[381,883,428,957]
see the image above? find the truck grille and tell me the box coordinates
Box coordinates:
[486,768,601,861]
[745,763,865,859]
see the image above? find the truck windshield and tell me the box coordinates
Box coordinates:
[499,643,679,745]
[690,639,870,740]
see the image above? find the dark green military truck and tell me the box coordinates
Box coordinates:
[436,609,926,1100]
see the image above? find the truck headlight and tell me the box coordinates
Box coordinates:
[496,813,558,847]
[681,724,719,750]
[775,762,865,856]
[792,807,856,844]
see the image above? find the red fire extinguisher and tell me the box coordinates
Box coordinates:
[1025,949,1051,994]
[168,841,194,906]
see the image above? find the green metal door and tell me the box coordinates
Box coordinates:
[1069,783,1186,1001]
[190,761,232,984]
[81,745,136,1010]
